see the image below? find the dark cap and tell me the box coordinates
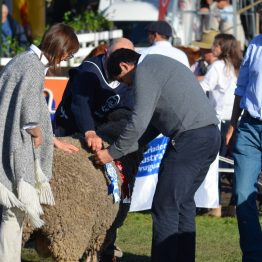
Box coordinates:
[147,21,172,37]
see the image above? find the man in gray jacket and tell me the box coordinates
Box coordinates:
[95,49,220,262]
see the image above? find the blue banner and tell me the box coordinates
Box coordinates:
[136,135,169,177]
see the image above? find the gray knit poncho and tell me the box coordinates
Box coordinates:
[0,51,54,227]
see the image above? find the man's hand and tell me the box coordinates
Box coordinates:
[85,130,103,152]
[94,149,113,165]
[53,138,79,153]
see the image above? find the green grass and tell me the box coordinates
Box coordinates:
[116,212,152,262]
[116,212,242,262]
[22,212,261,262]
[195,216,241,262]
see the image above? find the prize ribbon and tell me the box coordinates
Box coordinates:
[104,163,120,203]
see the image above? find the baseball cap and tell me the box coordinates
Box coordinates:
[147,21,173,37]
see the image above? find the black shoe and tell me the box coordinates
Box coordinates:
[99,254,118,262]
[99,246,123,262]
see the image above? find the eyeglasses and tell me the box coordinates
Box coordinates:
[63,53,74,61]
[67,54,74,59]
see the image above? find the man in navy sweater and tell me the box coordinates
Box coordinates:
[55,38,142,262]
[55,38,134,146]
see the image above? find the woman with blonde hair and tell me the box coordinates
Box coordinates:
[0,23,79,262]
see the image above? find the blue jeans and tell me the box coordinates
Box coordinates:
[151,125,220,262]
[233,114,262,262]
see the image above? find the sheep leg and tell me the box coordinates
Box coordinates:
[34,231,52,258]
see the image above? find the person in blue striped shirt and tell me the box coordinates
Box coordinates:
[226,34,262,262]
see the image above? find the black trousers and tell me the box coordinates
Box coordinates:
[151,125,221,262]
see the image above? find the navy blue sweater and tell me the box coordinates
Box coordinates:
[55,55,134,135]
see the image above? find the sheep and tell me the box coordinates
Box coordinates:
[23,135,122,262]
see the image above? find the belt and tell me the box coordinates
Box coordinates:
[243,110,262,122]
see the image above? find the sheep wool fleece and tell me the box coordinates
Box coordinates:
[0,52,54,227]
[22,137,122,262]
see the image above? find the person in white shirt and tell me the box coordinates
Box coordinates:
[191,30,218,80]
[200,33,242,122]
[139,20,190,67]
[210,0,245,50]
[199,33,242,216]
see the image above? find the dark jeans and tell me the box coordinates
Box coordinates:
[151,125,221,262]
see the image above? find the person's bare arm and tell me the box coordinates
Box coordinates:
[26,127,42,148]
[225,95,243,146]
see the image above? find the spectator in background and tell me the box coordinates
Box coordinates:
[211,0,245,50]
[82,42,108,61]
[226,33,262,262]
[197,0,214,39]
[1,3,29,56]
[197,0,245,50]
[175,45,202,68]
[190,30,220,216]
[191,30,218,79]
[139,21,190,67]
[200,33,242,133]
[199,33,242,217]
